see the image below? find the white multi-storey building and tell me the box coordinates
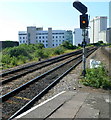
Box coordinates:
[109,1,111,27]
[18,26,73,48]
[90,16,107,43]
[74,28,89,46]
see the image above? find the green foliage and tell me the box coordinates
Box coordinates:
[7,47,29,57]
[80,66,111,89]
[61,41,77,49]
[1,43,80,70]
[1,41,19,49]
[34,49,48,59]
[36,43,45,49]
[53,47,64,55]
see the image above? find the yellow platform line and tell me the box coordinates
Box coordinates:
[14,96,31,101]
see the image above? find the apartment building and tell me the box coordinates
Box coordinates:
[90,16,107,43]
[18,26,73,48]
[74,28,89,46]
[109,1,111,27]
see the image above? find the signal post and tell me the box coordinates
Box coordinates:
[73,1,89,76]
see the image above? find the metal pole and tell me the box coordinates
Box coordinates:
[82,29,86,76]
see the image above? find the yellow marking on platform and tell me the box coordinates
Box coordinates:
[14,96,31,101]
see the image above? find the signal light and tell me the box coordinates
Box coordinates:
[80,14,88,29]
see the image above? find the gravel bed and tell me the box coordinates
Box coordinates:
[2,55,81,119]
[34,47,110,106]
[2,55,79,95]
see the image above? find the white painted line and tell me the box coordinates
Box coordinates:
[16,91,66,118]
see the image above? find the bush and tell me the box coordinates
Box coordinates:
[53,47,64,55]
[80,66,111,89]
[61,41,77,49]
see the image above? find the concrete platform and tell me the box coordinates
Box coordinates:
[15,91,103,119]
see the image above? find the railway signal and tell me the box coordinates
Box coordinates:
[73,1,87,14]
[73,1,88,76]
[80,14,88,29]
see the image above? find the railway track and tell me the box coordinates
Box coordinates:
[0,47,97,120]
[1,49,84,96]
[1,49,82,85]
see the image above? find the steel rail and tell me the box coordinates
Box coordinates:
[8,48,97,120]
[1,50,82,85]
[1,46,94,77]
[1,54,82,101]
[0,49,82,77]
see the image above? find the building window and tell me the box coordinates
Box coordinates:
[43,40,44,43]
[53,44,54,46]
[63,36,64,38]
[39,36,41,39]
[59,36,61,38]
[56,36,58,38]
[46,40,48,42]
[20,37,21,39]
[53,36,54,38]
[36,37,38,39]
[23,37,25,39]
[42,36,44,39]
[46,36,48,38]
[39,40,41,42]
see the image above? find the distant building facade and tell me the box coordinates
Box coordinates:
[90,16,107,43]
[18,26,73,48]
[109,1,111,27]
[74,28,89,46]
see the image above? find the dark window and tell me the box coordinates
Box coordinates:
[56,36,58,38]
[63,36,64,38]
[42,36,44,39]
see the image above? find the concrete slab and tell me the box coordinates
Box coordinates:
[16,91,77,119]
[49,92,89,118]
[75,103,99,118]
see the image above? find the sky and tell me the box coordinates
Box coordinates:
[0,0,109,41]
